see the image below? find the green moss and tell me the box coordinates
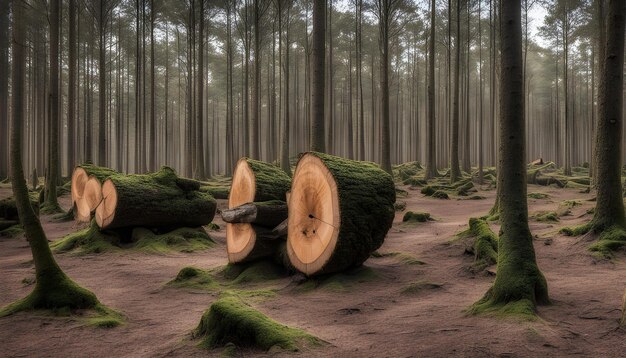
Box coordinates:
[206,223,220,231]
[132,227,214,254]
[403,177,427,187]
[85,305,125,328]
[193,296,321,351]
[528,192,550,199]
[0,223,23,237]
[219,261,289,285]
[588,225,626,258]
[401,281,443,295]
[168,266,218,290]
[455,181,476,196]
[432,190,449,199]
[51,221,121,254]
[420,185,436,196]
[51,209,75,222]
[39,201,64,215]
[243,159,292,202]
[0,271,100,317]
[0,194,39,219]
[394,201,407,212]
[560,222,592,236]
[532,211,559,222]
[402,211,432,223]
[295,266,379,293]
[395,188,408,198]
[467,298,538,321]
[460,218,498,268]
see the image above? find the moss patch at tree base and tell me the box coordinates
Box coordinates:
[561,221,626,258]
[459,218,498,269]
[51,221,121,255]
[193,296,321,352]
[0,274,124,328]
[132,227,215,254]
[467,298,539,321]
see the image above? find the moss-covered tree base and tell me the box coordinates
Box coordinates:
[193,296,321,351]
[467,256,549,320]
[132,227,214,254]
[168,266,218,290]
[39,201,64,215]
[51,220,121,254]
[459,218,498,270]
[561,221,626,258]
[0,273,123,327]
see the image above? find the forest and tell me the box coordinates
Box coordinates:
[1,0,626,356]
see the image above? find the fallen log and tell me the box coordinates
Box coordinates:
[94,167,217,230]
[287,152,395,276]
[71,164,118,222]
[0,193,39,220]
[226,158,291,264]
[221,200,287,228]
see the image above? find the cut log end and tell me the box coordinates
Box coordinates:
[75,176,103,222]
[95,179,118,229]
[228,159,256,209]
[287,154,340,276]
[226,223,256,263]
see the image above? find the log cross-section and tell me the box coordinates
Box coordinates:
[287,152,396,276]
[226,158,291,263]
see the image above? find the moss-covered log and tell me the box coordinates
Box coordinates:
[227,158,291,264]
[193,296,320,351]
[461,218,498,268]
[287,152,395,276]
[94,167,217,230]
[221,201,288,228]
[71,164,118,222]
[0,194,39,220]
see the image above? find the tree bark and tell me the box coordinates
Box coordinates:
[0,0,9,180]
[450,0,462,182]
[310,0,326,152]
[425,0,437,179]
[472,0,549,313]
[592,0,626,231]
[43,0,61,213]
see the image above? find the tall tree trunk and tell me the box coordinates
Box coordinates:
[43,0,61,212]
[471,0,549,315]
[0,0,9,180]
[195,0,206,178]
[425,0,437,179]
[7,0,99,314]
[226,2,234,176]
[280,1,292,175]
[591,0,626,231]
[378,0,392,174]
[98,0,107,167]
[450,0,462,182]
[310,0,326,152]
[67,0,76,174]
[478,0,484,184]
[150,0,157,172]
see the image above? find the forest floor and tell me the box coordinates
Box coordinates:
[1,182,626,357]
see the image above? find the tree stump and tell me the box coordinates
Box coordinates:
[226,158,291,263]
[71,164,118,222]
[287,152,396,276]
[94,167,216,230]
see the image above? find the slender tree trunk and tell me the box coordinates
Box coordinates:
[280,1,292,175]
[8,0,99,312]
[98,0,107,166]
[44,0,61,212]
[472,0,549,313]
[592,0,626,231]
[450,0,462,182]
[0,0,9,179]
[310,0,326,152]
[226,3,234,176]
[195,0,206,178]
[378,0,392,174]
[478,0,484,184]
[150,0,157,171]
[425,0,437,179]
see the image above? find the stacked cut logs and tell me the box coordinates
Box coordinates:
[223,158,291,264]
[70,165,217,233]
[224,154,396,277]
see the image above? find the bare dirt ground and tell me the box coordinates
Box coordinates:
[1,182,626,357]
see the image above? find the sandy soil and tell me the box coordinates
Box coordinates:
[1,183,626,357]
